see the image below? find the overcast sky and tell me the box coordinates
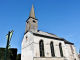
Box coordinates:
[0,0,80,54]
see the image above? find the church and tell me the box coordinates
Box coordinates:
[21,5,79,60]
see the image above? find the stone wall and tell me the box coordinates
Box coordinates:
[66,44,79,60]
[21,31,34,60]
[33,35,67,58]
[21,31,79,60]
[34,57,64,60]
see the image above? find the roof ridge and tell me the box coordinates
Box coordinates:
[37,30,56,36]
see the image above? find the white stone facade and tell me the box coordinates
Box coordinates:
[21,31,79,60]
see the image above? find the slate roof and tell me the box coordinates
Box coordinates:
[33,30,74,45]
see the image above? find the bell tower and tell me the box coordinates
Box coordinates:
[25,4,38,33]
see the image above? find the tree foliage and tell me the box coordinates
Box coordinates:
[16,54,21,60]
[0,48,17,60]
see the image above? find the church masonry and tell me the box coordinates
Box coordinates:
[21,5,79,60]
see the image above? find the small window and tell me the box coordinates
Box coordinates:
[33,20,36,23]
[26,36,27,41]
[27,21,29,23]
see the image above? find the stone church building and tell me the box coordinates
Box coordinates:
[21,5,79,60]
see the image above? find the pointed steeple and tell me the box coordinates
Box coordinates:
[29,4,35,18]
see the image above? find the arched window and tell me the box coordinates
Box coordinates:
[50,42,55,57]
[39,40,45,57]
[59,43,63,57]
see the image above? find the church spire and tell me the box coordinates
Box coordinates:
[25,4,38,33]
[29,4,35,18]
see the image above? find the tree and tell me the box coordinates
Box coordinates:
[16,54,21,60]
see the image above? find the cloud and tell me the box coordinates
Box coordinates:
[67,33,76,37]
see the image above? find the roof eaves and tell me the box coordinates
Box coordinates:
[33,33,63,40]
[33,33,74,45]
[61,38,74,45]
